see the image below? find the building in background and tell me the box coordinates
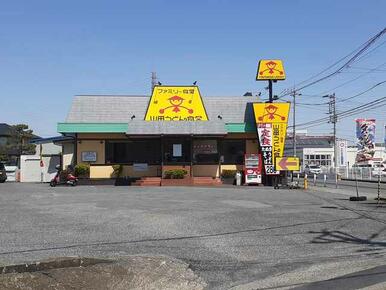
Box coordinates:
[285,132,385,173]
[18,136,72,182]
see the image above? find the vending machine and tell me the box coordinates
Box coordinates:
[244,153,262,184]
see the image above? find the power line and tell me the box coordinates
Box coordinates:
[353,39,386,64]
[295,79,386,106]
[297,96,386,127]
[311,61,386,96]
[297,96,386,129]
[279,28,386,98]
[348,66,386,72]
[337,80,386,103]
[281,37,373,92]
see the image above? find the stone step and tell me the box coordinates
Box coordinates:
[132,180,161,186]
[140,177,162,181]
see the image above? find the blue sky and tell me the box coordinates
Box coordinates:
[0,0,385,141]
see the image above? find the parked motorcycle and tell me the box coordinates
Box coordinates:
[50,165,78,187]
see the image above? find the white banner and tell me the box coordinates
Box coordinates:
[257,123,279,175]
[336,140,347,167]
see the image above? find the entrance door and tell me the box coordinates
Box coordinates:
[162,137,191,176]
[163,138,191,164]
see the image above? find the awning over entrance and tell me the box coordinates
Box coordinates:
[126,120,227,136]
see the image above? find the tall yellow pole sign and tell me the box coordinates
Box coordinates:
[256,60,286,80]
[253,103,290,175]
[145,85,208,121]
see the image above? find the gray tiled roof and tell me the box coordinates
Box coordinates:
[286,136,334,148]
[65,95,258,124]
[126,120,227,135]
[0,123,15,136]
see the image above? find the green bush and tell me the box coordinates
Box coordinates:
[164,169,188,179]
[112,164,123,178]
[74,163,90,177]
[221,169,237,178]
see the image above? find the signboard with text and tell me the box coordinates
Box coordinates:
[81,151,97,162]
[256,60,286,80]
[253,103,290,175]
[145,86,208,121]
[337,140,347,167]
[133,163,148,172]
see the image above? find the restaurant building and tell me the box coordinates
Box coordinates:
[57,86,261,183]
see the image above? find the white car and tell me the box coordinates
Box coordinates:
[372,168,386,178]
[304,165,322,175]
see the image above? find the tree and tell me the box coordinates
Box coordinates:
[0,124,36,164]
[10,124,36,156]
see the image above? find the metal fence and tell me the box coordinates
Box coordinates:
[337,167,384,182]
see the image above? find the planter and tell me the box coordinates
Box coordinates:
[221,177,235,185]
[114,177,131,186]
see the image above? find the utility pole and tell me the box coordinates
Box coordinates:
[291,89,302,157]
[151,72,157,92]
[291,89,301,182]
[324,93,337,188]
[292,89,296,157]
[268,80,273,103]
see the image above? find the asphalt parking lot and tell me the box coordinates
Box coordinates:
[1,183,386,289]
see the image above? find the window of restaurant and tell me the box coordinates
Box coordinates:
[105,139,161,164]
[193,139,219,164]
[221,139,245,164]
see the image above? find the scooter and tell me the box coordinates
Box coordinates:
[50,165,78,187]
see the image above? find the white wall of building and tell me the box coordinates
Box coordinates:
[19,141,62,182]
[35,142,61,156]
[302,147,334,172]
[20,155,41,182]
[62,143,74,170]
[347,145,385,167]
[301,145,385,172]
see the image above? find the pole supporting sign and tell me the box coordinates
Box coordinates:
[275,157,300,171]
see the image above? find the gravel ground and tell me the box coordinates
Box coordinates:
[1,182,386,289]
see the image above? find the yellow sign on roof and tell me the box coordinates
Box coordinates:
[256,59,286,80]
[145,86,208,121]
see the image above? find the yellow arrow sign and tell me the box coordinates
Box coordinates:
[275,157,300,171]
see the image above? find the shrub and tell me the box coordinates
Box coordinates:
[74,163,90,177]
[112,164,123,178]
[164,169,188,179]
[221,169,237,178]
